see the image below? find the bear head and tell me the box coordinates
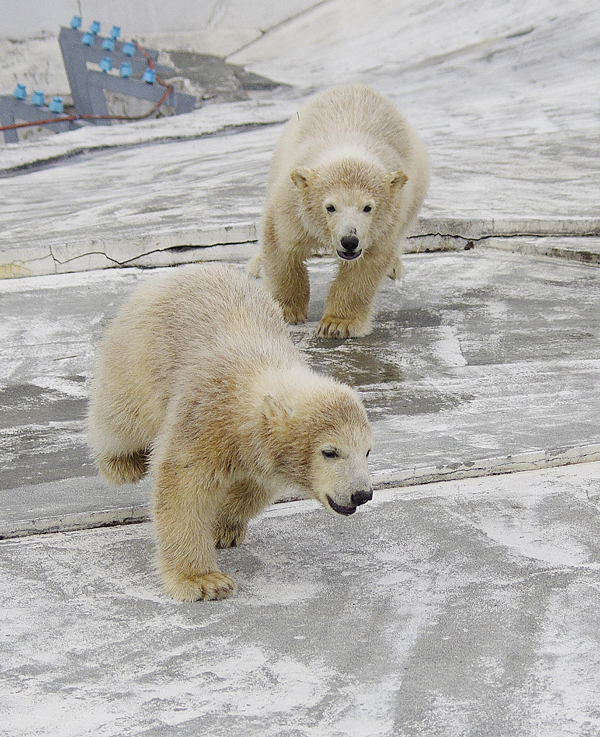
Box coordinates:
[262,381,373,516]
[291,158,407,262]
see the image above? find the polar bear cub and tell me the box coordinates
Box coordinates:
[88,264,373,601]
[248,84,429,338]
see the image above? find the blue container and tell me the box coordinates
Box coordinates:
[102,37,115,51]
[142,68,155,84]
[120,62,133,78]
[70,15,82,29]
[122,41,136,57]
[31,90,45,107]
[48,96,64,114]
[81,32,94,46]
[110,25,121,40]
[99,56,113,73]
[13,83,27,100]
[90,20,101,34]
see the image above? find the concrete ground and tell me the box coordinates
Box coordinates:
[1,0,600,735]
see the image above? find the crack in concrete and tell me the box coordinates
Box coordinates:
[408,232,600,264]
[4,227,598,280]
[47,240,257,268]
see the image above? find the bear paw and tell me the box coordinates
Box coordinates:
[318,316,370,339]
[164,570,236,602]
[387,255,405,280]
[281,303,308,325]
[247,254,262,278]
[214,521,247,549]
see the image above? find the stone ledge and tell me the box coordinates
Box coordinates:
[3,444,598,540]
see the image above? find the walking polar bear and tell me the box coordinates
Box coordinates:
[88,264,373,602]
[248,84,429,338]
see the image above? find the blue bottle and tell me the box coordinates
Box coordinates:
[49,96,64,114]
[13,83,27,100]
[31,90,45,107]
[142,68,155,84]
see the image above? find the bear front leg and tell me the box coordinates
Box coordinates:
[261,212,311,324]
[386,246,405,280]
[152,461,236,602]
[318,255,388,338]
[263,255,310,325]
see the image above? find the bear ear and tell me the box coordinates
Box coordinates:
[262,393,293,427]
[388,171,408,191]
[291,167,315,190]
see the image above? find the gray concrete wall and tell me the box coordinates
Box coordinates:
[1,0,319,39]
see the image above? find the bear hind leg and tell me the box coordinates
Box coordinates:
[95,448,149,485]
[214,519,248,549]
[212,478,272,549]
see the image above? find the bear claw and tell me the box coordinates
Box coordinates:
[318,317,369,339]
[165,571,236,602]
[214,522,247,549]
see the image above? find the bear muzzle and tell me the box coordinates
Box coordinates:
[337,235,362,261]
[326,487,373,516]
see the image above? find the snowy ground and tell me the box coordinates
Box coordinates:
[2,463,600,737]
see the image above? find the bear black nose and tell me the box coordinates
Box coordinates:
[340,235,359,252]
[351,488,373,507]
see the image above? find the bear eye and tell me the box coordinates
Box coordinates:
[325,204,336,214]
[322,448,339,459]
[363,205,372,213]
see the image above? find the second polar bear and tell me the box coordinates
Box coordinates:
[249,84,429,338]
[88,264,373,602]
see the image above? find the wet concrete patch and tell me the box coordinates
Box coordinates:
[0,382,87,427]
[165,50,284,103]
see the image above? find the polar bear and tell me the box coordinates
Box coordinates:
[248,84,429,338]
[88,264,373,601]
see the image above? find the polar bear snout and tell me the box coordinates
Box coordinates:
[338,235,362,261]
[340,235,360,251]
[351,487,373,507]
